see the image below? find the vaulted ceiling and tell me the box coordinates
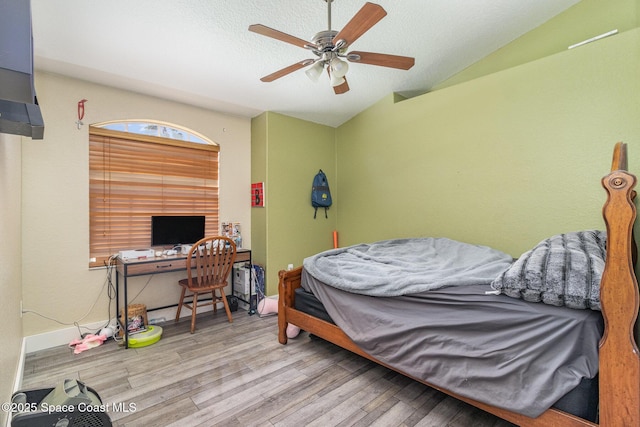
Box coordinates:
[32,0,580,127]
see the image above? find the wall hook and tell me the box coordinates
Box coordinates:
[76,99,88,129]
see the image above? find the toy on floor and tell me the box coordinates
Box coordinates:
[257,298,300,338]
[69,333,107,354]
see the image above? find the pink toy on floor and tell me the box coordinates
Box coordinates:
[69,334,107,354]
[257,298,300,338]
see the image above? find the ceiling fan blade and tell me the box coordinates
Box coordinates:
[347,51,415,70]
[260,60,313,82]
[333,77,350,95]
[332,2,387,48]
[249,24,314,49]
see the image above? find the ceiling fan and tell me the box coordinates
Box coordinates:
[248,0,415,94]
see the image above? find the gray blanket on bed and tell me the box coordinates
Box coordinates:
[303,237,513,296]
[302,269,603,418]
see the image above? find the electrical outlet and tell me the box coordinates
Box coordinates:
[287,264,294,270]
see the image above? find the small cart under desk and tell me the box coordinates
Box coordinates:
[116,248,252,348]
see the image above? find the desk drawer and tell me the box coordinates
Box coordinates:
[235,250,251,263]
[124,259,187,276]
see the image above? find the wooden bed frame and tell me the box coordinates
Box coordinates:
[277,142,639,427]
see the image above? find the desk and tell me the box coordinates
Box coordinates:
[116,248,252,348]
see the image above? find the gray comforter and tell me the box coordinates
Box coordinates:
[301,238,603,418]
[303,238,513,296]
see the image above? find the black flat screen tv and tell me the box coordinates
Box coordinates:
[151,215,206,246]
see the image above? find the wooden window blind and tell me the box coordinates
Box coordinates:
[89,127,219,267]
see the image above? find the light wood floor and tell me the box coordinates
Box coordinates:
[22,309,516,427]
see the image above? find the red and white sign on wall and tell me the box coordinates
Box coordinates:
[251,182,265,207]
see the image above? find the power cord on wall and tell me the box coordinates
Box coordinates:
[128,273,155,304]
[98,255,155,341]
[22,255,120,339]
[104,255,154,343]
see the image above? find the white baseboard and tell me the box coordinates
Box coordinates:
[13,339,25,392]
[23,302,227,354]
[24,319,110,354]
[7,339,26,427]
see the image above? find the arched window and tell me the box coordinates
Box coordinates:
[98,120,211,144]
[89,121,219,267]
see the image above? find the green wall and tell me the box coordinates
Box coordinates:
[434,0,640,90]
[250,113,268,278]
[337,27,640,257]
[251,112,336,294]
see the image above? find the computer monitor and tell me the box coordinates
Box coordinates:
[151,215,205,246]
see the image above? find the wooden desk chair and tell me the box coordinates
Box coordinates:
[175,236,237,333]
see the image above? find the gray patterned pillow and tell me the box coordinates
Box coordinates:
[491,230,606,310]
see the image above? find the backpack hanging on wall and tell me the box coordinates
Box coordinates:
[311,169,332,219]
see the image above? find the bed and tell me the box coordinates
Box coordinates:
[277,142,639,426]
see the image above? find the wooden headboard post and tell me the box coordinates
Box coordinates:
[599,142,640,426]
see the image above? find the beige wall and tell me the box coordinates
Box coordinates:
[21,72,252,337]
[0,133,24,427]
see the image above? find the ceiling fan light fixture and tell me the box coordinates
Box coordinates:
[329,71,345,87]
[329,57,349,78]
[305,61,324,82]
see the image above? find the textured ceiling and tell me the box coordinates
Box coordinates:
[31,0,580,127]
